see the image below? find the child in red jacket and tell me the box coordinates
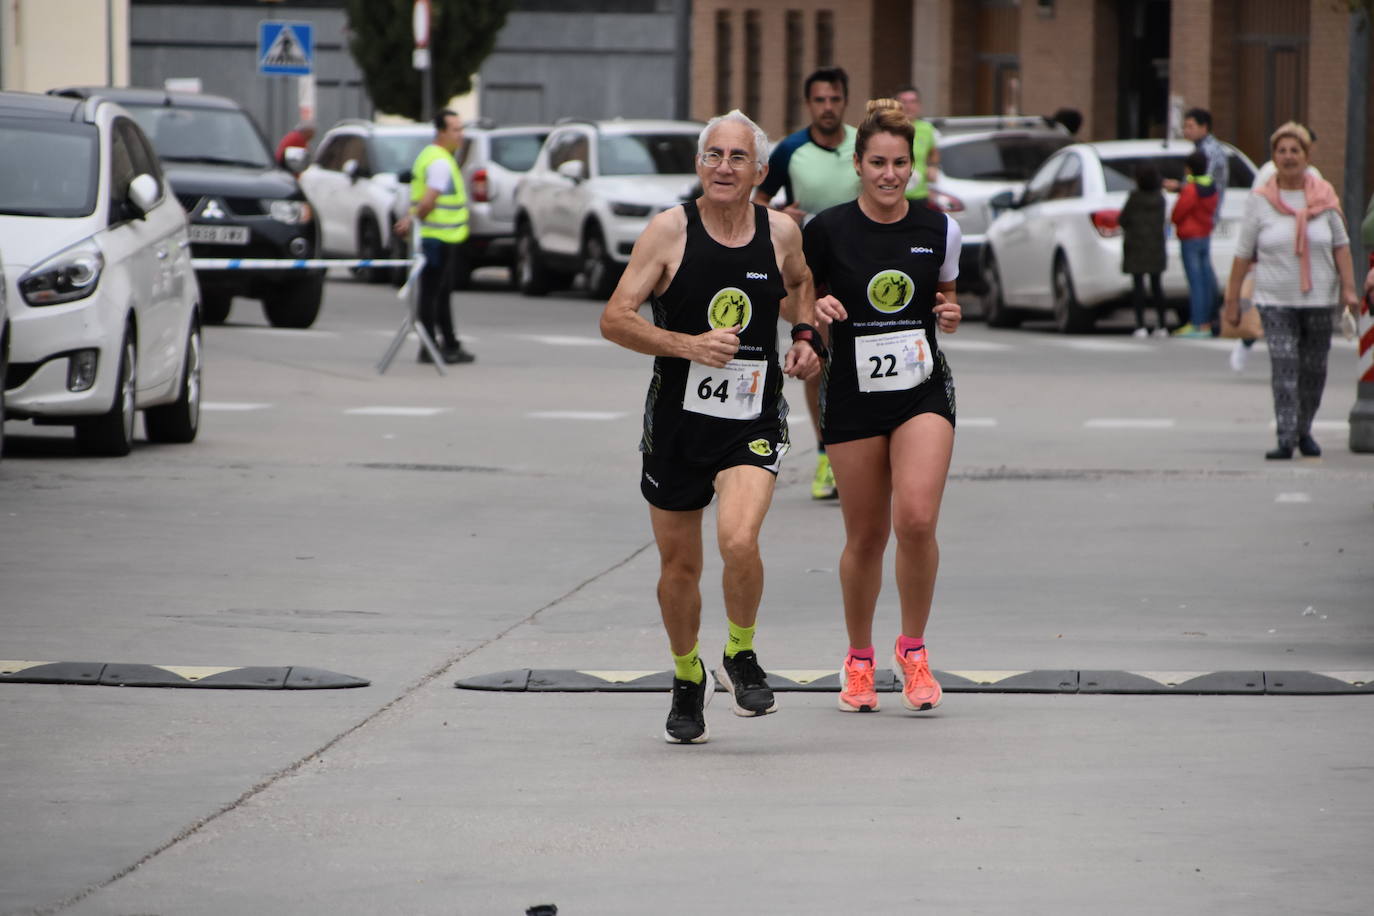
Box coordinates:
[1171,150,1220,337]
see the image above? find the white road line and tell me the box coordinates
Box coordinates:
[935,339,1013,352]
[1083,418,1176,429]
[526,410,626,421]
[201,402,273,411]
[959,417,999,427]
[344,407,451,417]
[237,328,339,338]
[1275,492,1312,503]
[517,334,610,347]
[1053,340,1153,353]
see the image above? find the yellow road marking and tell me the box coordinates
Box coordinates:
[577,670,662,684]
[769,669,838,685]
[152,666,241,681]
[1133,671,1211,686]
[944,670,1030,685]
[0,661,56,675]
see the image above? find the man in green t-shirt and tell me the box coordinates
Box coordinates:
[896,86,940,202]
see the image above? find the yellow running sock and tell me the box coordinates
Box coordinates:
[725,621,755,658]
[672,644,703,683]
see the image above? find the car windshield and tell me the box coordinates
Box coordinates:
[0,120,99,217]
[123,104,273,169]
[489,134,546,172]
[598,132,699,176]
[940,135,1071,181]
[1101,155,1189,191]
[374,134,431,174]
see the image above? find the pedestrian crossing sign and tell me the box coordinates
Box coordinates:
[259,21,313,75]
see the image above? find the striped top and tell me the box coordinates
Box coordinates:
[1235,189,1349,308]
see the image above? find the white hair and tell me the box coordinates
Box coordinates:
[698,109,770,163]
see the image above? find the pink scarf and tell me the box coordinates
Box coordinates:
[1257,172,1342,293]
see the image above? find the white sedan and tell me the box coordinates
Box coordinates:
[1,91,202,455]
[981,139,1258,332]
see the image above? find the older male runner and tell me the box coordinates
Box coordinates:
[754,67,861,500]
[601,110,822,744]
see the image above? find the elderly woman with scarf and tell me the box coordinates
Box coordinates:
[1223,122,1360,459]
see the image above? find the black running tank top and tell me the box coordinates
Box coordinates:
[639,201,789,460]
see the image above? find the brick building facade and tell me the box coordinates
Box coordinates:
[694,0,1369,197]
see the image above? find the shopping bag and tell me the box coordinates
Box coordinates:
[1220,272,1263,339]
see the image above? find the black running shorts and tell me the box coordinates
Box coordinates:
[641,436,788,511]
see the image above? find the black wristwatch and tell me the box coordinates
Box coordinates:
[790,323,828,359]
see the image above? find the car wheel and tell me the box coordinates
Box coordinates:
[352,217,385,284]
[515,223,551,297]
[201,291,232,325]
[144,324,201,444]
[75,328,136,457]
[262,272,324,328]
[982,250,1021,329]
[1051,254,1094,334]
[583,226,621,300]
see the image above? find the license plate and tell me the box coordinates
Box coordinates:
[189,225,249,245]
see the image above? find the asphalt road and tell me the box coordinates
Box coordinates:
[2,273,1371,915]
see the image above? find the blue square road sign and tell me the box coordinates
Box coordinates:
[259,21,314,76]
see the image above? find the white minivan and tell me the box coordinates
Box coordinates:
[0,91,202,455]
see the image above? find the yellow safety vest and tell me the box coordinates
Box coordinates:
[410,144,469,244]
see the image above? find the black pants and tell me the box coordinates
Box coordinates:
[1257,306,1333,448]
[1130,272,1166,329]
[418,237,462,349]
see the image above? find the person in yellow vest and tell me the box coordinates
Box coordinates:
[895,86,940,204]
[394,109,473,364]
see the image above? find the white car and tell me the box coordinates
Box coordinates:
[299,120,430,283]
[981,139,1258,332]
[0,91,202,456]
[513,119,702,299]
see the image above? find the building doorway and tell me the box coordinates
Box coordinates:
[1117,0,1171,139]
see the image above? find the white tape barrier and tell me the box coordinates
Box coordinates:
[190,258,413,270]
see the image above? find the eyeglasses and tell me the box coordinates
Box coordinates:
[699,151,754,170]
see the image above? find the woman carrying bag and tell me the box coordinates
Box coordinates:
[1222,122,1359,459]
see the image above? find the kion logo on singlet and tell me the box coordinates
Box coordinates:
[707,287,753,330]
[866,269,914,314]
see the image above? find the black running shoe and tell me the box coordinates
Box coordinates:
[664,661,713,744]
[715,650,777,717]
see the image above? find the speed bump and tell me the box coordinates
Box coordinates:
[0,661,368,690]
[454,669,1374,696]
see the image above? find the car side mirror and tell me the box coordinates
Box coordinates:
[556,159,587,182]
[283,146,308,173]
[128,174,160,218]
[343,159,360,181]
[989,190,1017,212]
[396,169,412,183]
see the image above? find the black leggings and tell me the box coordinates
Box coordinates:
[1131,273,1167,328]
[1257,306,1334,447]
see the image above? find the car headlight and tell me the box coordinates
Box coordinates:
[19,239,104,306]
[264,199,312,224]
[610,202,653,218]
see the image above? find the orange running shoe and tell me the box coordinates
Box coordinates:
[838,654,879,713]
[893,641,942,712]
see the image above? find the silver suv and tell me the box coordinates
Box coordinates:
[513,119,702,299]
[925,117,1071,294]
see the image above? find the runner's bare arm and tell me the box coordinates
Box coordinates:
[599,210,741,368]
[770,212,820,380]
[932,281,961,334]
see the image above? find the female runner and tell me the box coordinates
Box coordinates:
[802,98,962,713]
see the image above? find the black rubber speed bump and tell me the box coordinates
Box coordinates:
[455,669,1374,696]
[0,661,367,690]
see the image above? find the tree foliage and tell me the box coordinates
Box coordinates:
[346,0,513,120]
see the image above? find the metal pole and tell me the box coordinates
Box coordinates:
[421,66,433,122]
[1346,8,1373,453]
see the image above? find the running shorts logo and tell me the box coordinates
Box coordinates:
[746,271,768,280]
[747,438,773,457]
[867,270,914,314]
[708,287,753,330]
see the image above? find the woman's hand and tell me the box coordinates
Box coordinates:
[1222,296,1241,327]
[932,292,961,333]
[814,294,847,329]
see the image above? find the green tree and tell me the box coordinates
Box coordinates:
[346,0,512,120]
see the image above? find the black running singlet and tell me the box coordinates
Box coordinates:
[803,200,958,439]
[639,201,790,462]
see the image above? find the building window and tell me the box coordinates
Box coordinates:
[716,10,732,114]
[786,10,804,129]
[816,10,834,67]
[744,11,762,120]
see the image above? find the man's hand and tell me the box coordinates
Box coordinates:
[814,294,847,329]
[778,203,807,227]
[932,292,961,333]
[782,340,820,380]
[687,327,742,368]
[1364,266,1374,302]
[1162,178,1182,193]
[393,215,412,237]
